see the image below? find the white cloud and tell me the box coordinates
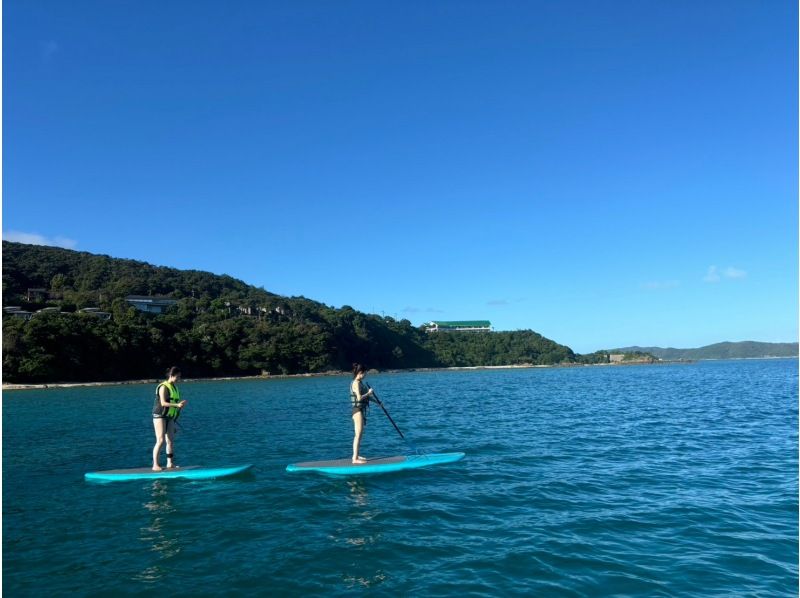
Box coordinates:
[3,230,77,249]
[703,266,721,283]
[704,265,746,283]
[723,267,747,279]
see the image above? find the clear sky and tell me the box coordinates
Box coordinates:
[4,1,797,353]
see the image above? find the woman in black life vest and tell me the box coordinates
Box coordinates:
[350,363,375,464]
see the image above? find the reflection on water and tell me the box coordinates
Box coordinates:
[344,479,379,545]
[134,481,181,583]
[342,571,388,589]
[338,480,387,589]
[346,479,370,509]
[345,479,381,524]
[332,480,381,545]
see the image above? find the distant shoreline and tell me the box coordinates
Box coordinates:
[0,358,721,391]
[5,357,795,391]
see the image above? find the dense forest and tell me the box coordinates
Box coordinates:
[2,242,604,383]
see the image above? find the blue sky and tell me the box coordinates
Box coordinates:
[4,1,797,353]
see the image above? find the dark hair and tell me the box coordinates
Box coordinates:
[166,366,182,378]
[352,363,367,378]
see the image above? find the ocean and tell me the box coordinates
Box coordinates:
[3,359,797,596]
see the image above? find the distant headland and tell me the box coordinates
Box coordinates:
[607,342,798,361]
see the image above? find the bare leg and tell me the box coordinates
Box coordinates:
[352,412,366,463]
[152,418,166,471]
[165,419,177,468]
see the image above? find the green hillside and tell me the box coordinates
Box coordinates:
[612,342,798,361]
[2,242,576,383]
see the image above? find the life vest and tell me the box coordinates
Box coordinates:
[155,381,181,419]
[350,380,369,411]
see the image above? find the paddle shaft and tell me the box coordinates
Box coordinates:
[365,384,416,451]
[372,394,405,439]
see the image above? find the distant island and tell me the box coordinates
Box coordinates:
[609,342,798,361]
[2,241,794,385]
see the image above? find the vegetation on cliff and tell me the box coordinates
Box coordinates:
[3,242,576,382]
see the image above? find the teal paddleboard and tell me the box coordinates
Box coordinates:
[85,464,252,482]
[286,452,465,476]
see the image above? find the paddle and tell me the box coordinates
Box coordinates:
[171,398,185,432]
[366,383,419,453]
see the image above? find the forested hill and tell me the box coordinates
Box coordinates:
[2,241,577,383]
[611,342,799,361]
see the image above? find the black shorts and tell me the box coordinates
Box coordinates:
[152,415,176,430]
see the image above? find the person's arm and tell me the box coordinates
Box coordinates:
[365,385,377,403]
[362,383,375,402]
[158,386,186,409]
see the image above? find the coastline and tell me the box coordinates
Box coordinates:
[12,356,796,391]
[0,360,709,391]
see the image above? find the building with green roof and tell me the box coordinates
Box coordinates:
[425,320,492,333]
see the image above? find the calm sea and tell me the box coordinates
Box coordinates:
[3,359,797,596]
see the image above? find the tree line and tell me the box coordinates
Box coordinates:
[3,241,601,383]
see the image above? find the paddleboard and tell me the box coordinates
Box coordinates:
[286,452,465,476]
[85,464,253,482]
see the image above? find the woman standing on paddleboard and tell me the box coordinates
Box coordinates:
[350,363,375,464]
[152,366,187,471]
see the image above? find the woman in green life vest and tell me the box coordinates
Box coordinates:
[152,366,187,471]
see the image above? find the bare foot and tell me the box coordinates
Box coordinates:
[166,464,180,469]
[152,465,163,472]
[352,457,367,464]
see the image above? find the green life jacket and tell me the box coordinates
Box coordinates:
[156,381,181,419]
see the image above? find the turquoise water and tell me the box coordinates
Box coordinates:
[4,359,797,596]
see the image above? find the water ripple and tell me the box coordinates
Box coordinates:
[3,359,798,595]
